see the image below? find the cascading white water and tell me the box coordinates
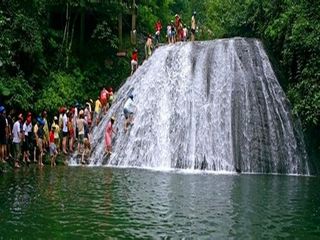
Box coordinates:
[82,38,309,174]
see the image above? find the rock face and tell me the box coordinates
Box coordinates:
[85,38,309,174]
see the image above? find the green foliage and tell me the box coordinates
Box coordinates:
[0,76,34,110]
[35,70,83,113]
[288,79,320,127]
[203,0,320,130]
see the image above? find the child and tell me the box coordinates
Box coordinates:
[49,127,58,166]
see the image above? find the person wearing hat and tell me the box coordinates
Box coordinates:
[191,11,197,41]
[51,116,60,152]
[85,101,92,114]
[123,94,136,133]
[12,113,24,168]
[131,48,138,75]
[0,106,7,163]
[105,116,116,155]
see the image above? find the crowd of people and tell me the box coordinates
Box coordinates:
[131,11,197,75]
[0,86,131,168]
[1,12,196,169]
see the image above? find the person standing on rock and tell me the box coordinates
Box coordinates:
[62,109,68,155]
[35,118,45,167]
[105,116,116,155]
[100,88,110,113]
[49,126,58,167]
[154,19,162,45]
[123,94,136,133]
[94,97,102,126]
[76,110,85,153]
[12,114,23,168]
[191,11,196,41]
[145,34,153,60]
[131,49,138,75]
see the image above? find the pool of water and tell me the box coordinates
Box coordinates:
[0,166,319,239]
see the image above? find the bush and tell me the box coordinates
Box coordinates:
[35,70,84,113]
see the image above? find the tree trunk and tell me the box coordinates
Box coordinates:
[62,3,69,49]
[131,0,137,45]
[60,3,70,69]
[80,0,85,56]
[118,0,123,49]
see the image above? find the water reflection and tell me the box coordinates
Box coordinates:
[0,167,319,239]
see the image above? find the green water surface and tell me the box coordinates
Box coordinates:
[0,166,319,239]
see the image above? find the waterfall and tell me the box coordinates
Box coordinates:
[80,38,309,174]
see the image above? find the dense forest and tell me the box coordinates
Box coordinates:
[0,1,319,156]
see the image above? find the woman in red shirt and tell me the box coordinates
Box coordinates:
[131,49,138,75]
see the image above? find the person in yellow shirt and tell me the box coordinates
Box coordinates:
[94,96,102,126]
[51,116,60,152]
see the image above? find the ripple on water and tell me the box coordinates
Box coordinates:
[0,167,319,239]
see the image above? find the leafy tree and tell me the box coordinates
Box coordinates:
[35,70,83,113]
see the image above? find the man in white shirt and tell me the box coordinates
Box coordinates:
[22,113,32,163]
[12,114,23,168]
[62,110,68,154]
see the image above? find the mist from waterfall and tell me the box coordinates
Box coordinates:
[76,38,309,174]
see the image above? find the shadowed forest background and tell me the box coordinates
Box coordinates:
[0,0,319,162]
